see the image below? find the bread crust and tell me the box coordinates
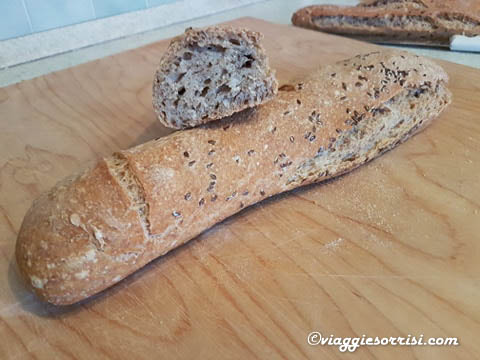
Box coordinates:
[292,1,480,46]
[16,50,451,305]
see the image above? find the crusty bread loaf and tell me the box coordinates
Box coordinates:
[292,1,480,46]
[16,50,451,305]
[152,26,278,129]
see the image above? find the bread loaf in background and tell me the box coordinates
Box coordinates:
[153,26,277,129]
[16,50,451,305]
[292,0,480,46]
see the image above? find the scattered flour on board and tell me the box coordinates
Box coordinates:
[321,237,345,254]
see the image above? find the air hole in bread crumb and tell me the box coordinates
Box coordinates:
[178,87,186,95]
[200,87,209,97]
[242,60,253,69]
[217,84,231,94]
[176,73,186,82]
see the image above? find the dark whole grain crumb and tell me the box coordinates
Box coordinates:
[188,160,196,167]
[296,99,302,105]
[223,124,230,131]
[342,82,347,91]
[207,181,216,192]
[183,151,190,158]
[331,73,336,77]
[283,111,291,116]
[336,128,342,134]
[260,190,266,196]
[358,75,368,81]
[271,126,277,134]
[184,192,192,201]
[297,83,304,90]
[355,82,362,87]
[340,96,347,101]
[208,140,216,145]
[225,192,237,201]
[199,198,205,206]
[290,136,295,143]
[280,161,293,169]
[240,202,244,209]
[247,149,255,156]
[346,108,351,114]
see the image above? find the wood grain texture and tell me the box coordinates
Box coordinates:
[1,17,479,359]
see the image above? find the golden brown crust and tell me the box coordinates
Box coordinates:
[292,2,480,46]
[16,50,450,305]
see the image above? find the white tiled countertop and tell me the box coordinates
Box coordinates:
[1,0,479,87]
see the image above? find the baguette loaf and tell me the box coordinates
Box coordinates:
[153,26,278,129]
[16,50,451,305]
[292,1,480,46]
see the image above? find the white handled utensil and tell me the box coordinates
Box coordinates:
[450,35,480,52]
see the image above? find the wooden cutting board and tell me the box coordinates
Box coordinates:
[1,17,479,360]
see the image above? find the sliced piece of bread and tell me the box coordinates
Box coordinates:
[153,26,278,129]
